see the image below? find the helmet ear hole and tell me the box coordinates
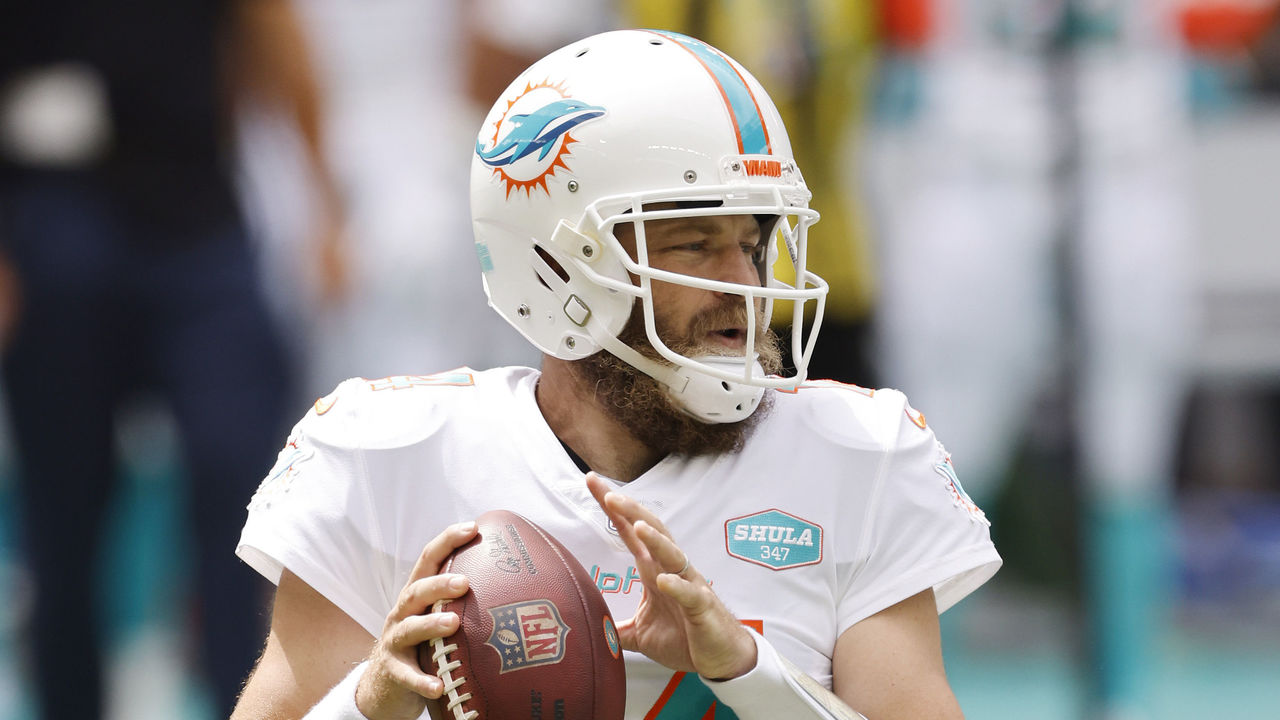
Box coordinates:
[533,246,570,287]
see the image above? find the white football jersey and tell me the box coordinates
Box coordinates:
[238,366,1000,719]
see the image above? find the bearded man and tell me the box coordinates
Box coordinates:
[230,29,1000,720]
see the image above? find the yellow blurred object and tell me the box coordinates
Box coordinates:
[624,0,878,323]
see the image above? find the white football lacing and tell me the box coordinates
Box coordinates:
[430,618,478,720]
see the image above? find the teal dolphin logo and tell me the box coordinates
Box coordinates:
[476,99,605,168]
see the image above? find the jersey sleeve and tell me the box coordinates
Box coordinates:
[836,390,1001,634]
[236,378,394,637]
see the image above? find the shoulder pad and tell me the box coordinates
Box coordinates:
[775,381,927,450]
[301,370,481,450]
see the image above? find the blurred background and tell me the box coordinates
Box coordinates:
[1,1,1278,719]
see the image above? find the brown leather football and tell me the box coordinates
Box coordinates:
[422,509,626,720]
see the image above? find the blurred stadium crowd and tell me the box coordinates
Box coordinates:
[2,1,1279,719]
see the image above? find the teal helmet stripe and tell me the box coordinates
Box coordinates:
[649,30,772,155]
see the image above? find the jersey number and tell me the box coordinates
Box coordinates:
[643,620,762,720]
[762,546,790,563]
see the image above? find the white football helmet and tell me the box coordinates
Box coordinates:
[471,29,828,423]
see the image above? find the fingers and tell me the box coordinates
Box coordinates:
[376,656,445,699]
[585,471,612,508]
[588,472,673,537]
[587,473,649,563]
[635,520,692,579]
[585,475,754,678]
[390,572,470,622]
[634,521,711,613]
[362,607,459,715]
[588,473,701,594]
[407,521,478,583]
[586,472,637,548]
[654,572,711,611]
[358,521,479,717]
[359,642,445,711]
[387,610,460,653]
[366,572,469,712]
[587,472,677,568]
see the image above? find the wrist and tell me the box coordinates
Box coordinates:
[704,626,760,681]
[302,661,369,720]
[700,630,866,720]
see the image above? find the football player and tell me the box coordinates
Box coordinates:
[231,29,1000,720]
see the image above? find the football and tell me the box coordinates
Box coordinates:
[423,509,626,720]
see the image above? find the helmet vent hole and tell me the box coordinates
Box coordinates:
[534,246,570,283]
[575,48,589,57]
[721,381,731,392]
[649,38,663,45]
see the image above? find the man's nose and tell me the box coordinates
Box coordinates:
[713,248,762,289]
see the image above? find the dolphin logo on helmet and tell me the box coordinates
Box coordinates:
[476,99,606,168]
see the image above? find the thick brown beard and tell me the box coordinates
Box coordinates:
[569,301,784,458]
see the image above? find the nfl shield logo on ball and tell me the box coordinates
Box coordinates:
[487,600,570,672]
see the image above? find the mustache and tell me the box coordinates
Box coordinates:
[617,298,783,376]
[686,302,769,345]
[623,299,769,350]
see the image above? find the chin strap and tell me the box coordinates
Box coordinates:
[586,320,766,425]
[667,355,767,423]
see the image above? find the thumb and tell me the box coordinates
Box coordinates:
[613,616,640,653]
